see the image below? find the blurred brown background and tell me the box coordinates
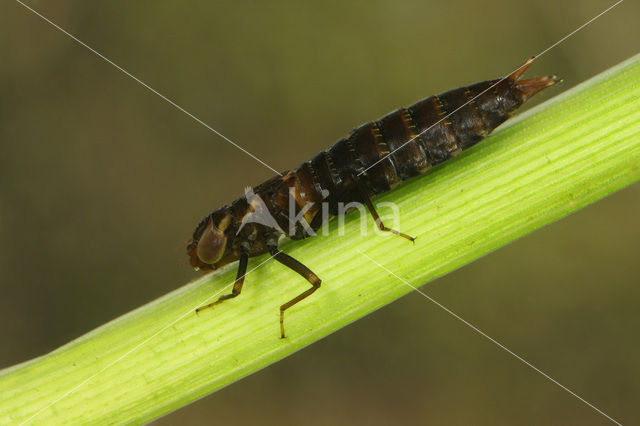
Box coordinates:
[1,0,638,424]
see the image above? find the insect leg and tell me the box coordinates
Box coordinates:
[267,238,321,338]
[195,249,249,313]
[350,172,415,242]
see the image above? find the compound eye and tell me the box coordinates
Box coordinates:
[196,219,227,264]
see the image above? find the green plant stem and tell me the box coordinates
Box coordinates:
[2,54,640,425]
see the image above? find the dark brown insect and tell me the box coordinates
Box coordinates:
[187,57,558,338]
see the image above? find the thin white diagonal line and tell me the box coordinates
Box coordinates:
[358,0,624,177]
[13,0,283,177]
[358,250,622,425]
[19,253,279,425]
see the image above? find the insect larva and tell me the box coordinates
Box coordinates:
[187,57,559,338]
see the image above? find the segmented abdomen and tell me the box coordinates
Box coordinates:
[297,78,513,204]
